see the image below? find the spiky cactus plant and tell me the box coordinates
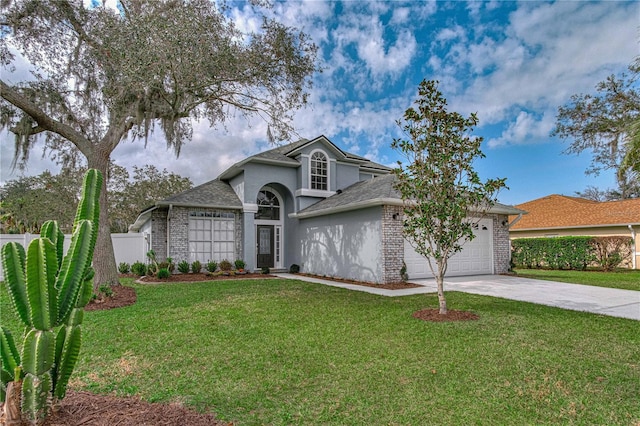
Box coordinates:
[1,169,102,425]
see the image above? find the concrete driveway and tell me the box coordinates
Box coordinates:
[275,273,640,320]
[410,275,640,321]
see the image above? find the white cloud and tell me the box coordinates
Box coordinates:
[487,110,556,148]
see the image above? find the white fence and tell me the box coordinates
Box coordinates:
[0,233,148,281]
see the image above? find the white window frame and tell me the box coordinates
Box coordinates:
[309,149,329,191]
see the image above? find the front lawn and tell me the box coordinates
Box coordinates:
[1,278,639,425]
[514,268,640,291]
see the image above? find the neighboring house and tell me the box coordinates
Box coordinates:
[130,135,523,283]
[509,194,640,269]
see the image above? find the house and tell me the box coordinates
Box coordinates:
[129,136,523,283]
[509,194,640,269]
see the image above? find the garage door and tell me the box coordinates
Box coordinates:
[404,218,494,279]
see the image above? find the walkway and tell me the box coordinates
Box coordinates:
[274,273,640,320]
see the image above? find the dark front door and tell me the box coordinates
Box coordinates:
[257,225,274,268]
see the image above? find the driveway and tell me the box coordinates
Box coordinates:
[275,273,640,320]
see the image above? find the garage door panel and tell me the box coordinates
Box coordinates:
[404,218,493,279]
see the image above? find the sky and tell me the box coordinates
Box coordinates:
[0,0,638,206]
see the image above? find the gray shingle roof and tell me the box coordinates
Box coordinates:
[296,174,524,218]
[159,179,241,208]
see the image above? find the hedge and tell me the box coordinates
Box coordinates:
[511,236,633,271]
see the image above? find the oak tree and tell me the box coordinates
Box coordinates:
[0,0,317,287]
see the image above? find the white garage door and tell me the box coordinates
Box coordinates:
[404,218,494,279]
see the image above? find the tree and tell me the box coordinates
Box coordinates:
[0,169,84,233]
[0,0,317,288]
[108,165,192,233]
[392,80,507,315]
[553,61,640,199]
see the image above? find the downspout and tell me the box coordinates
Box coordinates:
[167,204,173,260]
[629,225,637,270]
[509,213,523,228]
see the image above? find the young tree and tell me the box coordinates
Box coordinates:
[0,0,317,287]
[553,61,640,199]
[392,80,507,315]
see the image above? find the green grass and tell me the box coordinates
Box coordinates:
[514,268,640,291]
[2,278,639,425]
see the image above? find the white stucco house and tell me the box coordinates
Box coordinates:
[129,136,523,284]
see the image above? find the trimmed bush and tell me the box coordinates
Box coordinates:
[177,260,190,274]
[157,268,171,279]
[131,261,147,276]
[191,260,202,273]
[206,261,218,273]
[118,262,131,274]
[219,259,233,271]
[590,236,633,271]
[234,259,246,270]
[289,264,300,273]
[511,236,593,270]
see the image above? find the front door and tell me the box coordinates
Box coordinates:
[257,225,274,268]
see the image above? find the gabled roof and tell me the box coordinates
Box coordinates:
[158,179,242,208]
[294,174,525,219]
[510,194,640,231]
[128,180,241,232]
[218,135,391,180]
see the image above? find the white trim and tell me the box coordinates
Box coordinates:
[243,203,259,213]
[255,186,285,269]
[511,223,640,232]
[309,148,330,191]
[295,188,336,198]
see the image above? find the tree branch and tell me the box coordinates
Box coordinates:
[1,79,93,155]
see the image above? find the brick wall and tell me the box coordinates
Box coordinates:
[492,214,511,274]
[150,208,168,260]
[381,205,405,284]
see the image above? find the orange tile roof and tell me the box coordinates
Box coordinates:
[510,194,640,230]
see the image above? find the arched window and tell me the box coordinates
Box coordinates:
[310,151,328,190]
[255,190,280,220]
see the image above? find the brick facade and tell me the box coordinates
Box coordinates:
[150,206,243,263]
[381,205,405,283]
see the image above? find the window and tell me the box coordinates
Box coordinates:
[255,190,280,220]
[188,213,235,263]
[310,151,328,190]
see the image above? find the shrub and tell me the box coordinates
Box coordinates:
[206,261,218,273]
[191,260,202,273]
[261,266,270,274]
[98,284,113,298]
[289,264,300,273]
[234,259,246,270]
[118,262,131,274]
[219,259,233,271]
[511,236,593,270]
[177,260,190,274]
[590,236,633,271]
[131,261,147,276]
[157,268,171,279]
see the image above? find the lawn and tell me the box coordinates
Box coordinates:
[1,278,639,425]
[514,268,640,291]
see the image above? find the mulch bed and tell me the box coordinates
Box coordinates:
[136,272,273,283]
[42,391,230,426]
[32,272,474,425]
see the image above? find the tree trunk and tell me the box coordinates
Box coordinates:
[87,149,120,290]
[2,380,22,426]
[435,272,447,315]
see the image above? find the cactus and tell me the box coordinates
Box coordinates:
[0,169,102,425]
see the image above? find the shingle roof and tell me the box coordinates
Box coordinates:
[159,179,241,208]
[297,174,525,218]
[510,194,640,230]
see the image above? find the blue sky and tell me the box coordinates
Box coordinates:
[1,0,637,206]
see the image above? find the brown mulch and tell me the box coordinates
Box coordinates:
[42,391,230,426]
[137,272,274,283]
[85,285,138,311]
[413,308,479,322]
